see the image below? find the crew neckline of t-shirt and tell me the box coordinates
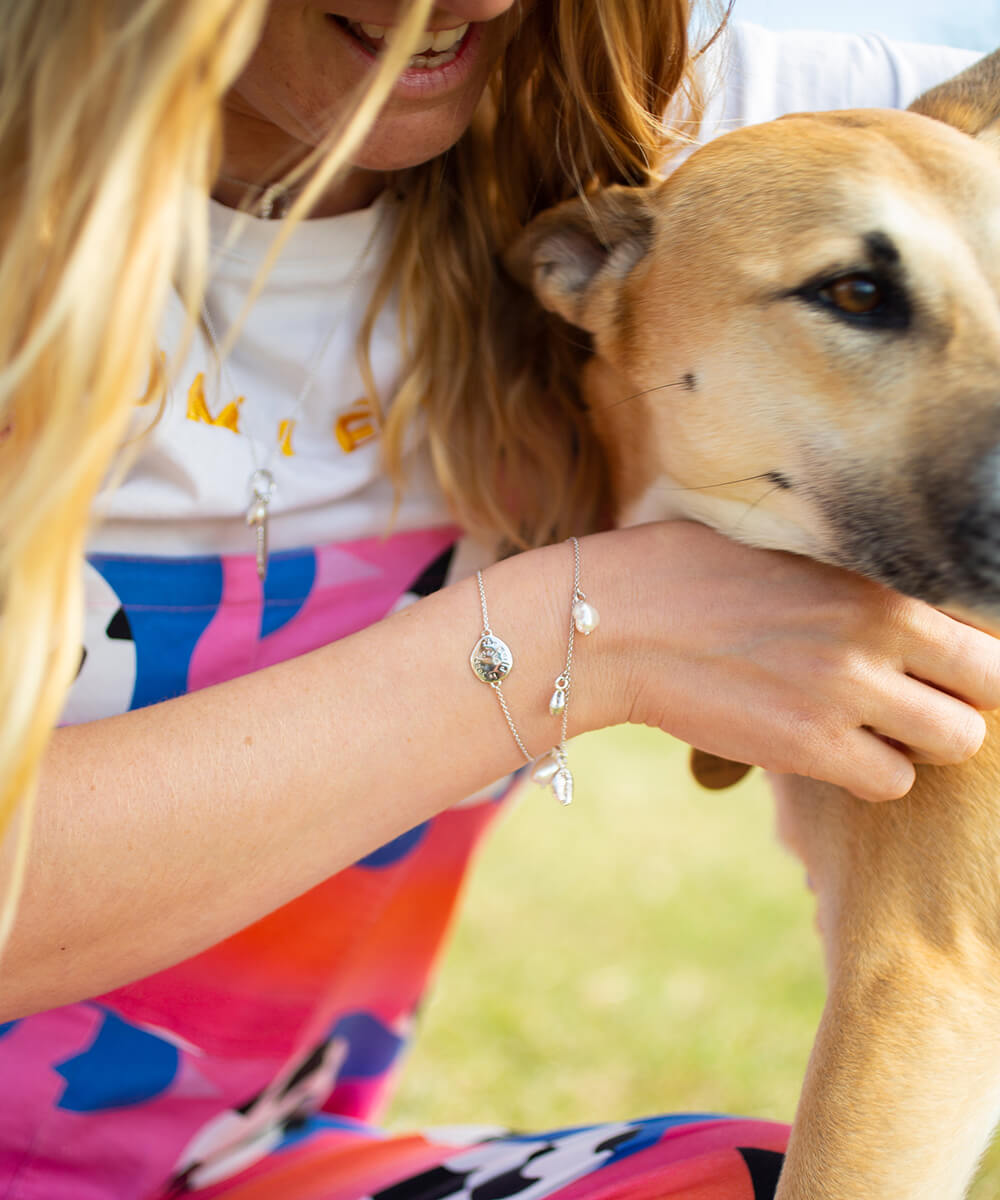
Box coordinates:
[208,190,393,268]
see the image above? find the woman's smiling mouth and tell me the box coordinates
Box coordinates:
[328,14,472,68]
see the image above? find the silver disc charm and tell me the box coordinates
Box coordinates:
[471,634,514,684]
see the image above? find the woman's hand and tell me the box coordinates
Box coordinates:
[578,521,1000,802]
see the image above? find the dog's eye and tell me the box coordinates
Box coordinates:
[790,268,910,331]
[819,274,883,315]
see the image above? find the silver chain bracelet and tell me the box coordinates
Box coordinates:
[470,536,599,805]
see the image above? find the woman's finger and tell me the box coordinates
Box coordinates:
[812,727,917,803]
[864,672,987,766]
[892,600,1000,711]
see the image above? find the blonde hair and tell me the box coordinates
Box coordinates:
[373,0,711,549]
[0,0,435,946]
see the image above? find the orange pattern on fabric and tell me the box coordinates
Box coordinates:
[186,372,243,433]
[334,399,376,453]
[278,419,296,457]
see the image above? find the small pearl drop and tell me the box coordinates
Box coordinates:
[572,600,600,635]
[531,750,561,786]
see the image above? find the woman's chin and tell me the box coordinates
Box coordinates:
[348,99,484,172]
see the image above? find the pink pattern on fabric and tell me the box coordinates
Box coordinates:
[256,529,458,669]
[0,1011,267,1200]
[552,1119,789,1200]
[187,555,264,692]
[187,527,459,693]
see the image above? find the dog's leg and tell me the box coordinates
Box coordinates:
[774,732,1000,1200]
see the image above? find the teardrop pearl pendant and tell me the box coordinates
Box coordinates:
[531,749,561,785]
[572,597,600,636]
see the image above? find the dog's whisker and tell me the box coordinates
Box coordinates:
[594,379,690,412]
[648,471,776,493]
[734,482,784,534]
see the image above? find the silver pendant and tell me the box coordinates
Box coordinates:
[548,672,569,716]
[470,634,513,684]
[531,749,573,805]
[246,468,275,581]
[552,766,574,806]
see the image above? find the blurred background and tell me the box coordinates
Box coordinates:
[736,0,1000,49]
[388,6,1000,1197]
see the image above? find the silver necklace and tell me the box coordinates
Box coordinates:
[200,299,346,582]
[215,173,301,220]
[200,202,384,580]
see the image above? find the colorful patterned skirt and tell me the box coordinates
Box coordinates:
[185,1113,789,1200]
[0,532,790,1199]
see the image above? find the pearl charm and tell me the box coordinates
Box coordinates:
[246,499,269,527]
[531,749,562,786]
[531,750,574,805]
[549,687,567,716]
[572,598,600,636]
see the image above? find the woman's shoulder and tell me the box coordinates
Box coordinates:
[682,20,982,146]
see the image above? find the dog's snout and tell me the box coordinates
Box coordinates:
[820,435,1000,615]
[953,443,1000,595]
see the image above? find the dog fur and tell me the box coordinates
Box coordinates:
[510,49,1000,1200]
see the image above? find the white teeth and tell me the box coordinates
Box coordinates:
[385,26,436,53]
[432,23,468,51]
[348,19,468,57]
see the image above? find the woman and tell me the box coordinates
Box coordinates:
[0,2,995,1197]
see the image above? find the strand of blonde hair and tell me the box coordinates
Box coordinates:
[0,0,433,956]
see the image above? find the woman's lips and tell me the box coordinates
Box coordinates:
[324,14,485,95]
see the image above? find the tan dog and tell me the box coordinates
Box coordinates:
[511,51,1000,1200]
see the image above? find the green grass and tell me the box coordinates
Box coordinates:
[387,725,1000,1195]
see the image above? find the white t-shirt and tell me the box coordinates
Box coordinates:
[88,22,979,561]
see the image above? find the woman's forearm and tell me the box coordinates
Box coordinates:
[2,540,604,1020]
[7,521,1000,1019]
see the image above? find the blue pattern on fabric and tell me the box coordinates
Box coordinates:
[357,823,429,869]
[54,1008,179,1112]
[91,555,224,710]
[0,1021,18,1039]
[600,1114,732,1168]
[502,1113,730,1150]
[331,1012,405,1080]
[261,549,317,639]
[274,1111,383,1155]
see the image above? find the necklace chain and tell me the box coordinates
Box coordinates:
[215,173,303,220]
[199,254,367,581]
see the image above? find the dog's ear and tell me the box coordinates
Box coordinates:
[689,749,754,791]
[504,186,655,333]
[909,48,1000,151]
